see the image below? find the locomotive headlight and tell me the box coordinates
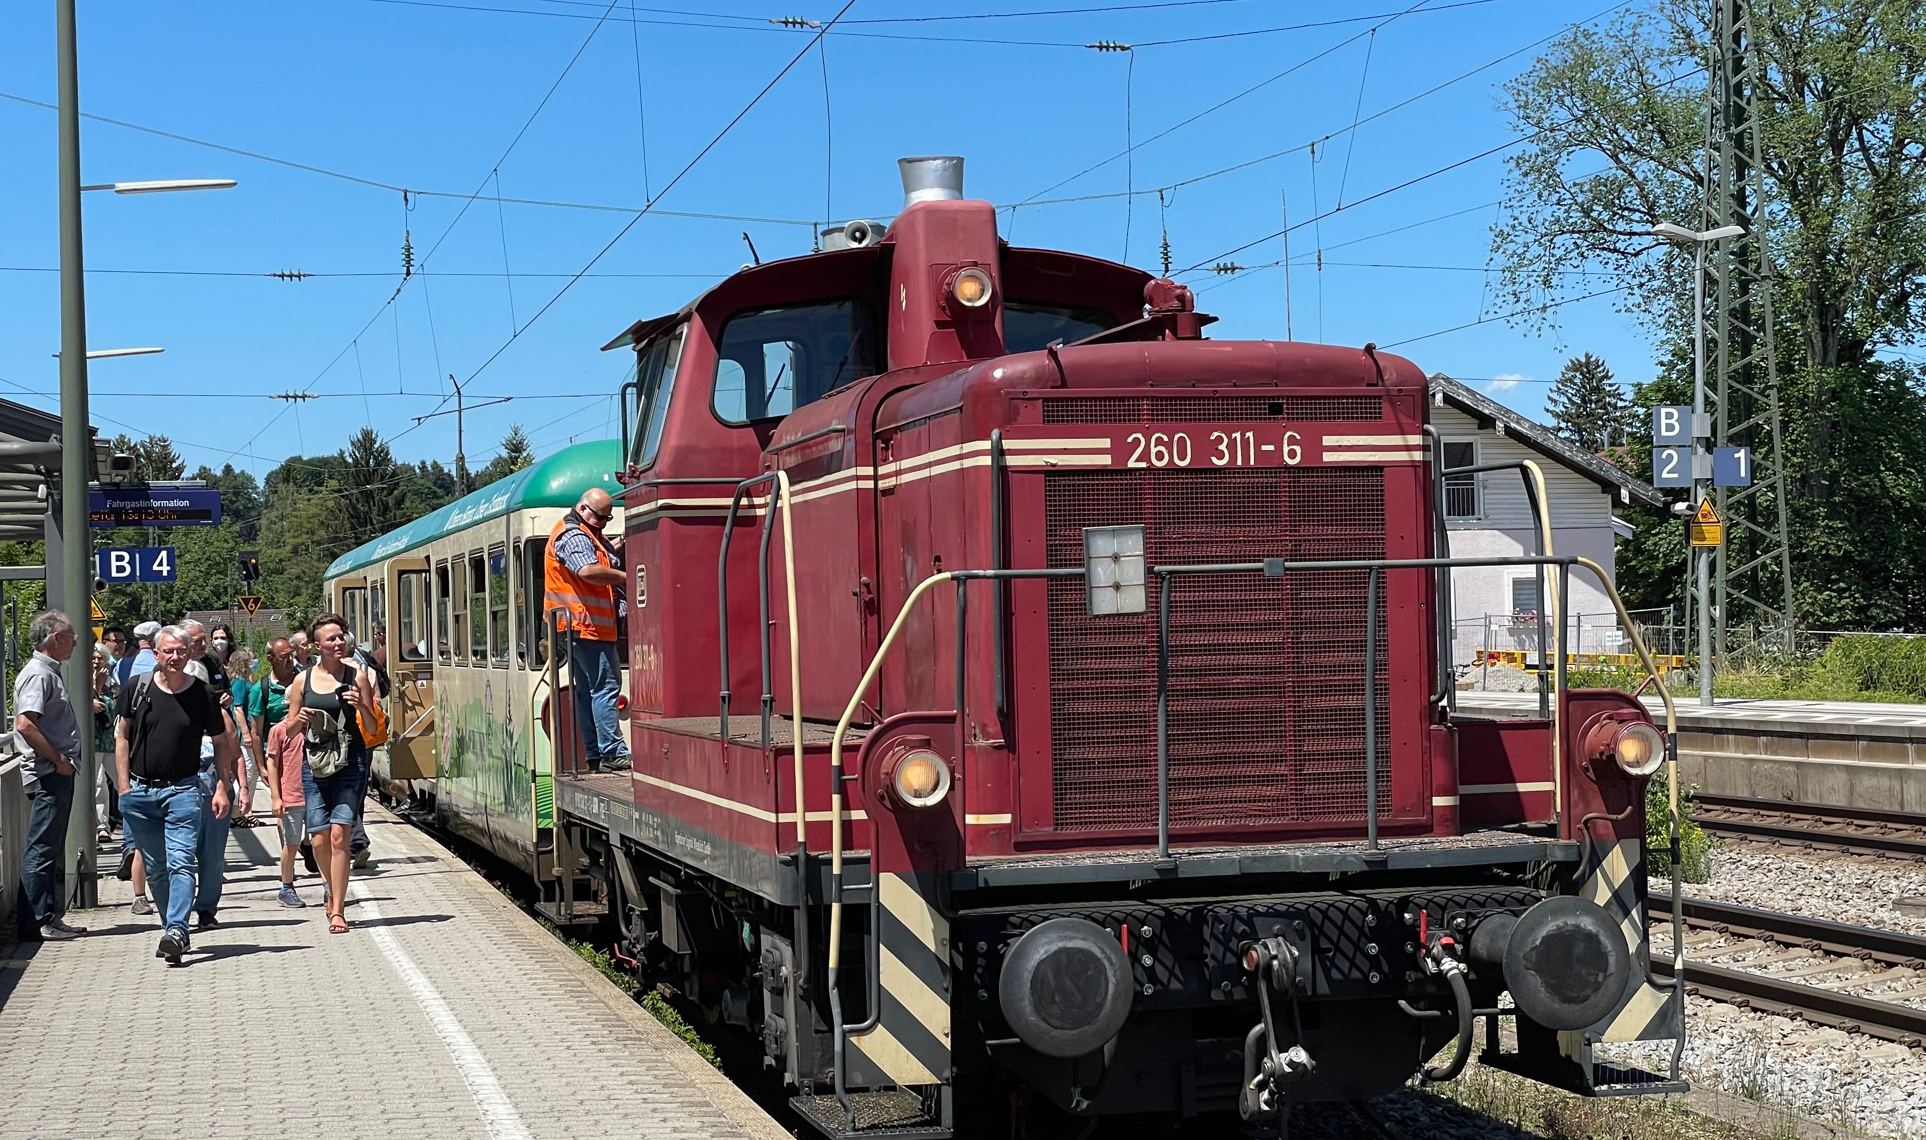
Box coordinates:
[1612,722,1665,778]
[890,749,952,809]
[950,267,993,309]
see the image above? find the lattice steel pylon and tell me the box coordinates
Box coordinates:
[1705,0,1796,658]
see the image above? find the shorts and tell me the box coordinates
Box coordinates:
[303,753,367,834]
[280,810,307,847]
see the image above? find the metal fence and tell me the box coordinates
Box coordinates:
[0,758,25,934]
[1450,607,1682,676]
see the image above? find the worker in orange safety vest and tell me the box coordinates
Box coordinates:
[543,487,629,772]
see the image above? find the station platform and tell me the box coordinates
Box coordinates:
[1456,688,1926,733]
[0,799,788,1140]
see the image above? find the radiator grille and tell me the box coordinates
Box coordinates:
[1041,395,1383,424]
[1043,467,1391,832]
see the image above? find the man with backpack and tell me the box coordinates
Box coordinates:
[116,625,238,965]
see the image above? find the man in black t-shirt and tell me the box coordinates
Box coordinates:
[116,626,237,965]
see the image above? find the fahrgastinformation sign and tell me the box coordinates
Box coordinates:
[88,487,222,527]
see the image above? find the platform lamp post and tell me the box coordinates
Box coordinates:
[1652,221,1746,708]
[57,0,235,909]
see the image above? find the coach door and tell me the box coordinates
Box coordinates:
[387,558,438,780]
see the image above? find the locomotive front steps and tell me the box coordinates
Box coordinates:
[789,1091,949,1140]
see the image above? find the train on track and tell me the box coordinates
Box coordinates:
[326,156,1689,1138]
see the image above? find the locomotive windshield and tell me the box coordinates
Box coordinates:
[712,298,879,423]
[629,324,686,468]
[1004,300,1115,352]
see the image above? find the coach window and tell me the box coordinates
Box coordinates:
[398,570,429,663]
[487,546,510,667]
[341,586,367,646]
[369,578,388,651]
[712,300,877,423]
[450,560,468,663]
[468,552,489,661]
[435,561,453,662]
[520,537,549,669]
[629,325,686,468]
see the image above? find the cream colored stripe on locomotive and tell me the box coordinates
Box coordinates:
[850,1023,942,1087]
[632,772,868,824]
[1320,433,1426,464]
[880,873,945,957]
[1458,781,1556,795]
[1603,981,1669,1043]
[964,812,1013,825]
[879,943,951,1041]
[1322,434,1425,446]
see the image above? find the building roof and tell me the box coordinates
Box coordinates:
[325,439,622,580]
[1429,373,1663,509]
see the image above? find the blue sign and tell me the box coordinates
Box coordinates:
[89,487,221,527]
[1712,446,1752,487]
[1652,446,1692,488]
[96,546,177,583]
[1652,406,1693,445]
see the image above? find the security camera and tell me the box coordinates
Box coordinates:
[107,452,136,485]
[1670,502,1692,516]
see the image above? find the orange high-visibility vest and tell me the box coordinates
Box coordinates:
[544,516,620,642]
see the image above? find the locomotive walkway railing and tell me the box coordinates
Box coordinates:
[817,551,1681,1115]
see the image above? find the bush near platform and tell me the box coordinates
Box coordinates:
[1646,773,1713,884]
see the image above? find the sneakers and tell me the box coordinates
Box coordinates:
[156,928,187,965]
[36,922,78,941]
[593,755,633,773]
[193,910,219,930]
[352,847,371,869]
[115,848,135,881]
[300,842,318,874]
[277,885,306,908]
[46,916,87,936]
[131,895,154,916]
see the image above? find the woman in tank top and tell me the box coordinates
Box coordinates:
[284,613,376,934]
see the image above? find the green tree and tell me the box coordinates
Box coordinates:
[1545,354,1633,452]
[341,428,408,549]
[1494,0,1926,628]
[474,424,535,488]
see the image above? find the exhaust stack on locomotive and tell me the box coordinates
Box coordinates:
[447,153,1707,1138]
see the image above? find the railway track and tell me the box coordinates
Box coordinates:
[1652,896,1926,1047]
[1690,792,1926,861]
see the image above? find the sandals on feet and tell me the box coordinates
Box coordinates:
[327,911,349,934]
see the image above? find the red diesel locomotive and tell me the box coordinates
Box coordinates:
[543,156,1686,1138]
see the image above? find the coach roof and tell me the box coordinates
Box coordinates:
[324,438,622,581]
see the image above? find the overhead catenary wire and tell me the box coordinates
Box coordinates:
[438,0,865,402]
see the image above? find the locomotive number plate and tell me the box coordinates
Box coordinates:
[1111,429,1425,469]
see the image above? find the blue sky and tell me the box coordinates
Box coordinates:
[0,0,1662,478]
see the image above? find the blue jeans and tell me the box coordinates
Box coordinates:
[195,767,231,915]
[569,638,627,763]
[121,777,202,938]
[18,770,74,929]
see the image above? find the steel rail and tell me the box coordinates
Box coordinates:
[1674,897,1926,967]
[1693,793,1926,860]
[1653,957,1926,1048]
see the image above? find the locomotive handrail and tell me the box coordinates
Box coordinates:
[822,553,1677,1109]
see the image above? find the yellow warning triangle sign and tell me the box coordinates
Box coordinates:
[1693,498,1721,525]
[89,596,105,622]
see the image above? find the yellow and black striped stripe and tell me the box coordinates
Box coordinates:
[849,871,952,1086]
[1557,837,1679,1057]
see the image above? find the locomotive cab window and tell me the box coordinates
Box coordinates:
[1004,300,1116,353]
[712,299,877,423]
[629,325,686,468]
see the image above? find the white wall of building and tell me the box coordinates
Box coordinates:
[1431,404,1634,665]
